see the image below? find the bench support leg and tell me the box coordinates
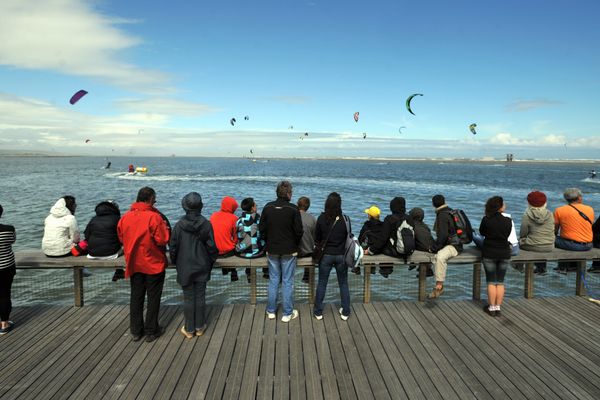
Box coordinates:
[418,263,428,302]
[309,265,315,305]
[576,260,586,296]
[364,264,371,304]
[73,266,84,307]
[250,267,257,305]
[472,263,481,300]
[524,263,534,299]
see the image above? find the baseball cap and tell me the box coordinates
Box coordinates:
[364,205,381,218]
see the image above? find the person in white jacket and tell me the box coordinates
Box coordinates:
[42,196,80,257]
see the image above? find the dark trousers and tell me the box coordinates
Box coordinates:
[0,266,16,321]
[130,271,165,336]
[182,278,207,332]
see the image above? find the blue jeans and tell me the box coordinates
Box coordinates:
[473,232,519,256]
[313,254,350,317]
[555,236,592,270]
[482,258,510,284]
[267,254,297,316]
[182,277,207,332]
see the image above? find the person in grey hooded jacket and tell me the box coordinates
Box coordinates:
[169,192,219,339]
[519,191,554,274]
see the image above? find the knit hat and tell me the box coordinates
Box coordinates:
[364,205,381,218]
[527,191,547,207]
[182,192,203,212]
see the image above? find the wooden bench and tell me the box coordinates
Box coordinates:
[14,248,600,306]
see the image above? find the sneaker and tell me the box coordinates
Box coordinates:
[196,324,207,336]
[495,310,502,318]
[131,332,143,342]
[112,268,125,282]
[180,326,194,339]
[281,309,299,323]
[351,267,361,275]
[513,264,524,273]
[246,275,252,284]
[266,311,276,320]
[263,273,270,279]
[427,286,444,299]
[588,266,600,273]
[145,326,164,342]
[231,271,239,282]
[0,321,14,335]
[370,267,376,274]
[314,313,323,321]
[82,267,92,277]
[339,308,349,321]
[483,304,496,317]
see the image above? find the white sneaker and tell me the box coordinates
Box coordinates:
[314,313,323,321]
[281,309,299,323]
[266,312,276,320]
[339,308,349,321]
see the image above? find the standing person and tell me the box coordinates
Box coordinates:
[356,205,384,275]
[313,192,351,321]
[408,207,435,277]
[519,191,555,274]
[297,196,317,283]
[259,180,303,322]
[554,188,594,273]
[117,187,170,342]
[0,205,16,335]
[479,196,512,317]
[170,192,219,339]
[84,200,123,281]
[210,196,239,281]
[428,194,463,299]
[235,197,267,282]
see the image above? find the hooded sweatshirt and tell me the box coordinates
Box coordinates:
[519,206,555,252]
[210,196,239,255]
[408,207,434,252]
[235,211,265,258]
[369,197,413,255]
[84,201,121,257]
[170,192,219,286]
[42,198,80,256]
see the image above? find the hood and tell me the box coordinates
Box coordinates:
[409,207,424,222]
[389,197,406,215]
[182,192,203,214]
[220,196,238,213]
[525,206,553,224]
[179,213,209,233]
[95,201,120,217]
[49,198,71,218]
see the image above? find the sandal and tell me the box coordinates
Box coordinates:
[427,286,444,299]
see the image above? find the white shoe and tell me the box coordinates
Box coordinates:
[281,309,299,323]
[266,312,276,320]
[339,308,349,321]
[314,313,323,321]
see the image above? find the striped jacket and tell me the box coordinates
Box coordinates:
[0,223,16,269]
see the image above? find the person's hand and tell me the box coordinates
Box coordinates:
[363,248,370,255]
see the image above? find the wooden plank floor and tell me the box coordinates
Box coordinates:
[1,297,599,400]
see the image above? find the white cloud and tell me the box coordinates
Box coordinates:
[116,98,219,117]
[505,98,563,112]
[0,0,170,92]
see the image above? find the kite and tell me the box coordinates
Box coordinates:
[230,118,236,126]
[398,126,406,134]
[363,132,367,139]
[69,90,88,105]
[244,116,249,121]
[405,94,423,115]
[85,139,91,143]
[289,125,294,130]
[304,132,308,136]
[250,149,253,154]
[469,123,477,135]
[353,112,359,122]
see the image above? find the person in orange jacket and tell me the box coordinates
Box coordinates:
[117,186,170,343]
[210,196,239,281]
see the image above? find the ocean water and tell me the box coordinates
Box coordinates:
[2,156,599,304]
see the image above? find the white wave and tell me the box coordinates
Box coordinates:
[581,177,600,184]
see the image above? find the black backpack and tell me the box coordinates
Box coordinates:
[448,209,473,245]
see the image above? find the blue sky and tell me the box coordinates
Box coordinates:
[1,0,599,159]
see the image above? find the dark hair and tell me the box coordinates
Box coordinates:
[276,180,293,200]
[485,196,504,217]
[63,195,76,215]
[241,197,255,212]
[324,192,342,222]
[432,194,445,208]
[0,204,3,218]
[297,196,310,211]
[136,187,156,203]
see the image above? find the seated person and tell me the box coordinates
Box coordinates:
[408,207,434,277]
[210,196,239,281]
[235,198,267,282]
[356,205,384,274]
[84,200,123,281]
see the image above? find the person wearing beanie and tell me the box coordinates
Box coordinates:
[355,205,383,275]
[519,191,555,274]
[170,192,219,339]
[554,188,594,273]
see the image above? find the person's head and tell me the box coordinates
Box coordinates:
[409,207,425,222]
[526,191,547,208]
[297,196,310,211]
[485,196,504,217]
[432,194,445,208]
[63,195,77,215]
[324,192,342,221]
[563,187,582,204]
[276,180,293,201]
[241,197,256,213]
[136,186,156,204]
[181,192,203,214]
[364,205,381,220]
[389,197,406,214]
[0,204,3,218]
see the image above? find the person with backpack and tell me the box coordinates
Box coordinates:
[313,192,352,321]
[479,196,513,317]
[428,194,464,299]
[356,205,383,275]
[365,197,413,277]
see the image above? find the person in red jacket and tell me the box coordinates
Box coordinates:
[117,186,170,343]
[210,196,239,281]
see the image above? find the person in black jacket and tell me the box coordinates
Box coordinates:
[479,196,512,317]
[84,200,123,281]
[356,205,383,275]
[313,192,352,321]
[169,192,219,338]
[428,194,462,299]
[408,207,434,277]
[259,181,303,322]
[365,197,412,277]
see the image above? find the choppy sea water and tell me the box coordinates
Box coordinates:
[2,156,599,305]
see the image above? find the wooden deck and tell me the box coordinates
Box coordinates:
[1,297,600,399]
